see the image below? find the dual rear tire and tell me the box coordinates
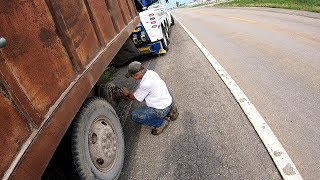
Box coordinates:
[171,15,175,26]
[161,26,169,51]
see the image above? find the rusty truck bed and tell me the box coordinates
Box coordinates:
[0,0,139,178]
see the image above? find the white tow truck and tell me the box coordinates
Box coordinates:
[131,1,174,55]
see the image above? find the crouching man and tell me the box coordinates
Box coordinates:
[121,61,178,135]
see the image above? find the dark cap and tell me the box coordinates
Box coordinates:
[125,61,143,78]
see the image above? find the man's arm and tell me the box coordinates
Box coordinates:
[121,87,136,100]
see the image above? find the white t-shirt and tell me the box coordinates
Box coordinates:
[133,70,172,109]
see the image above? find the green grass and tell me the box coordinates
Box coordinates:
[212,0,320,13]
[190,2,212,8]
[101,67,117,82]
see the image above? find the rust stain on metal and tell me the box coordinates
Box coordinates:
[39,28,56,48]
[86,0,117,46]
[51,0,100,68]
[105,0,126,33]
[118,0,132,24]
[127,0,137,18]
[125,0,134,19]
[0,0,76,118]
[0,80,31,178]
[0,63,42,127]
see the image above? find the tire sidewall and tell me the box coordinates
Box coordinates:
[171,15,175,25]
[161,27,169,50]
[72,98,124,180]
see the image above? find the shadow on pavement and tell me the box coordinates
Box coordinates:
[157,111,225,179]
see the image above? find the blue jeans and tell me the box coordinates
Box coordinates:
[131,105,171,128]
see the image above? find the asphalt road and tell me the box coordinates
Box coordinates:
[113,17,281,179]
[172,7,320,180]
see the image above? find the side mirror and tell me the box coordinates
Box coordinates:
[0,38,7,48]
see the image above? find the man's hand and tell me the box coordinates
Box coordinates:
[121,87,129,96]
[121,87,136,100]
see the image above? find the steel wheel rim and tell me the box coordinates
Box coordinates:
[88,116,118,172]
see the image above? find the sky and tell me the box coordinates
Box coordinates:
[161,0,193,9]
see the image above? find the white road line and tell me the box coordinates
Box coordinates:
[174,16,303,180]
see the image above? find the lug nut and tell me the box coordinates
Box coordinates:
[97,158,104,165]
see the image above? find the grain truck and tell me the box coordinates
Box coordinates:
[0,0,143,179]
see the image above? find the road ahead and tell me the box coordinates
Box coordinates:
[173,7,320,180]
[115,12,281,179]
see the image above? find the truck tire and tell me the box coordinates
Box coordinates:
[161,27,169,51]
[165,21,170,36]
[164,26,170,44]
[171,15,175,26]
[71,97,124,180]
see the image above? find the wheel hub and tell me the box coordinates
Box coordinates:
[88,118,117,172]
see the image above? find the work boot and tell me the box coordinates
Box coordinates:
[151,120,169,135]
[167,102,179,121]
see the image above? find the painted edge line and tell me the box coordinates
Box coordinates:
[174,16,303,180]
